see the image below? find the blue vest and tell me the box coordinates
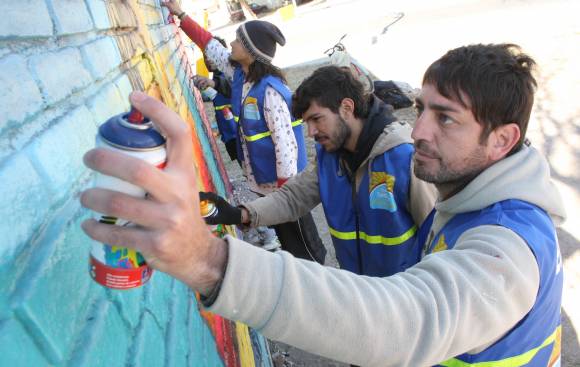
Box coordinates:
[212,92,237,143]
[231,67,307,184]
[317,143,421,276]
[417,200,562,366]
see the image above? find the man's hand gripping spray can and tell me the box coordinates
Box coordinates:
[89,107,166,289]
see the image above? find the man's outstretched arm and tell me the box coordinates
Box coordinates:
[242,163,321,227]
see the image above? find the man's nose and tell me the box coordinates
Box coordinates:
[411,111,433,142]
[306,123,317,137]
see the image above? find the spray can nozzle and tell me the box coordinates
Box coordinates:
[127,107,144,124]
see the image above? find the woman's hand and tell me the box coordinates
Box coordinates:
[161,0,184,16]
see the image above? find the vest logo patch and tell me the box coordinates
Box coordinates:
[431,234,448,253]
[369,172,396,212]
[245,96,258,104]
[222,107,234,120]
[243,101,260,120]
[548,326,561,367]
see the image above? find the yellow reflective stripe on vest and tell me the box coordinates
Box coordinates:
[329,225,417,246]
[244,119,303,142]
[439,325,561,367]
[214,104,231,111]
[234,115,239,122]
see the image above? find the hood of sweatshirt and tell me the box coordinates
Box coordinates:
[436,144,566,225]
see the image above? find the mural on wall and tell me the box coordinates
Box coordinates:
[0,0,270,365]
[105,0,230,196]
[105,1,268,366]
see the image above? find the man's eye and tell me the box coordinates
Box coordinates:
[415,105,423,115]
[438,114,453,125]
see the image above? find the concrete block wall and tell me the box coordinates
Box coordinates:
[0,1,267,366]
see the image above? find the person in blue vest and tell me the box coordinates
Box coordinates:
[161,0,326,263]
[201,66,437,277]
[194,39,284,250]
[193,38,239,163]
[81,44,566,366]
[196,39,287,251]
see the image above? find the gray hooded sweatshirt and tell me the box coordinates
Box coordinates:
[206,145,565,366]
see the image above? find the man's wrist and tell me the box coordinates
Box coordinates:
[195,236,228,296]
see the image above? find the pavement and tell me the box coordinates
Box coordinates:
[207,0,580,365]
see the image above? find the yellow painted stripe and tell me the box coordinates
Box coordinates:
[329,225,417,246]
[440,325,561,367]
[214,104,231,111]
[244,119,303,142]
[235,322,256,367]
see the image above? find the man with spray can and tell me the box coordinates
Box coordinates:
[81,43,565,366]
[162,0,326,263]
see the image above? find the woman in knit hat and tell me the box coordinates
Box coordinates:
[162,1,326,264]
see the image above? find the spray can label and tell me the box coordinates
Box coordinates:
[201,86,218,101]
[200,200,222,236]
[222,106,234,121]
[89,108,166,290]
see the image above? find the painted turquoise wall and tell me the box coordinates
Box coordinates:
[0,1,227,365]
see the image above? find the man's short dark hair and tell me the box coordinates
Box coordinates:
[292,66,369,119]
[423,43,537,154]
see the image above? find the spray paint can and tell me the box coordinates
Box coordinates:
[200,200,222,236]
[201,86,218,101]
[193,75,218,101]
[89,107,166,289]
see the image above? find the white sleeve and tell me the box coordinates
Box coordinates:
[263,86,298,180]
[204,38,235,81]
[207,225,540,367]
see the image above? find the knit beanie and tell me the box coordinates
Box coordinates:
[236,20,286,64]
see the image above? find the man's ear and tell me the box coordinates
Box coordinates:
[488,123,521,160]
[339,98,355,119]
